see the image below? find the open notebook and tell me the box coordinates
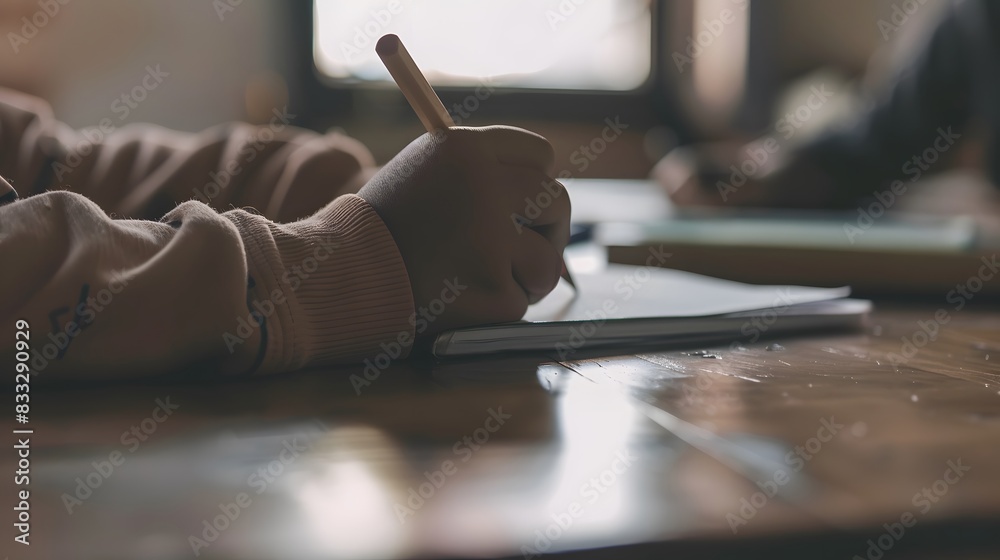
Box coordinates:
[432,264,871,357]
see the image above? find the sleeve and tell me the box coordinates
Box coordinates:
[0,87,376,222]
[794,0,999,206]
[0,93,415,380]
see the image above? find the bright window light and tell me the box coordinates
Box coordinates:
[314,0,652,90]
[692,0,749,115]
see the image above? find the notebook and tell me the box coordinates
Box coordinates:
[432,264,870,357]
[563,178,998,296]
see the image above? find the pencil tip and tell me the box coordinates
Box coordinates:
[561,261,577,291]
[376,34,400,56]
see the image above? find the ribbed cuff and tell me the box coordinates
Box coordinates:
[225,195,415,373]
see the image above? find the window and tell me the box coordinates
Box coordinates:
[313,0,652,91]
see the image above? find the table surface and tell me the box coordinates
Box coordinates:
[7,300,1000,560]
[11,178,1000,559]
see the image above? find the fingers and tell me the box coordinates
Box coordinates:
[499,166,571,249]
[452,284,530,328]
[476,125,555,175]
[511,227,563,305]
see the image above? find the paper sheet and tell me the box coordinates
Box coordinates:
[524,264,850,323]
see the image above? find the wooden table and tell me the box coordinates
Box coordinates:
[6,301,1000,560]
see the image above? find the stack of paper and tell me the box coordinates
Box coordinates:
[433,265,870,357]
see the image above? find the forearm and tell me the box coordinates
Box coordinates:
[0,87,375,222]
[0,189,414,380]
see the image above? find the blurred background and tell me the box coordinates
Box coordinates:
[0,0,948,174]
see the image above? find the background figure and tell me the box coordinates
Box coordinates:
[656,0,1000,211]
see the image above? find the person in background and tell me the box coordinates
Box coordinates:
[0,89,569,379]
[656,0,999,210]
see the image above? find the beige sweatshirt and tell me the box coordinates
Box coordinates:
[0,89,415,379]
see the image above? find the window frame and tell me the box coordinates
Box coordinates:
[288,1,692,136]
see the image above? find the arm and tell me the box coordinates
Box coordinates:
[0,92,414,380]
[794,0,997,206]
[1,189,415,380]
[0,93,571,380]
[0,87,374,222]
[657,0,1000,209]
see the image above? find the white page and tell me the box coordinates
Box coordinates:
[524,264,850,322]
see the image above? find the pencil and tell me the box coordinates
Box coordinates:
[375,34,577,293]
[375,34,454,130]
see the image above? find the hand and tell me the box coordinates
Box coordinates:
[653,140,839,209]
[358,126,570,334]
[653,141,780,207]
